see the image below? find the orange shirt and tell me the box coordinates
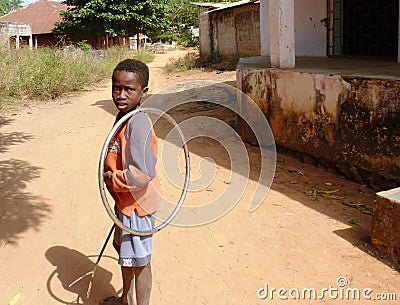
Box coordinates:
[104,112,160,217]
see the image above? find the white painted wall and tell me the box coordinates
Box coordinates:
[295,0,327,56]
[260,0,327,57]
[260,0,270,56]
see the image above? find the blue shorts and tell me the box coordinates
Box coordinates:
[113,208,156,267]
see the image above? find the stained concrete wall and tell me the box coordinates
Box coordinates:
[237,67,400,190]
[235,5,261,57]
[212,10,237,57]
[199,3,261,60]
[199,6,212,59]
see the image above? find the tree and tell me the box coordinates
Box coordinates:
[148,0,242,46]
[54,0,168,42]
[0,0,22,16]
[148,0,198,46]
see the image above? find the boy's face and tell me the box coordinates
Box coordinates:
[112,71,148,113]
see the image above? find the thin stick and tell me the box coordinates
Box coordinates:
[69,224,115,298]
[86,224,115,297]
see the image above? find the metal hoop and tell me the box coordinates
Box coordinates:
[98,107,190,236]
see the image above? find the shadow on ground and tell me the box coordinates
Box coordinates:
[46,245,118,305]
[0,117,51,246]
[0,116,33,153]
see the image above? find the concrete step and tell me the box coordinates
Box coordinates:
[371,187,400,263]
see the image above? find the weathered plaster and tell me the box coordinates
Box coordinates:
[200,3,261,60]
[237,68,400,190]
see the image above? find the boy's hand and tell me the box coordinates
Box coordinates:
[103,171,113,186]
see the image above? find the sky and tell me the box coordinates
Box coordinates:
[23,0,62,6]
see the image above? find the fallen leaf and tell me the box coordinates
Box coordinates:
[7,291,22,305]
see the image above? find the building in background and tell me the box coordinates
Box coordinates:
[0,0,69,48]
[129,34,152,50]
[197,0,260,60]
[0,21,32,48]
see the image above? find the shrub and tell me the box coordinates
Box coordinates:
[164,50,199,72]
[0,46,154,105]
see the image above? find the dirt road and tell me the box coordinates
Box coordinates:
[0,49,399,305]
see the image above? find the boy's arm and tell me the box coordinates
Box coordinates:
[106,170,133,192]
[124,112,157,191]
[108,112,157,193]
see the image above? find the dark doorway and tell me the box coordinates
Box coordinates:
[328,0,399,59]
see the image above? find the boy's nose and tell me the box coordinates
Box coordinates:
[117,90,126,99]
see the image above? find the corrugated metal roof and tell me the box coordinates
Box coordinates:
[0,0,69,34]
[201,0,259,14]
[194,2,235,9]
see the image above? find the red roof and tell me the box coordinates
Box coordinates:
[0,0,69,34]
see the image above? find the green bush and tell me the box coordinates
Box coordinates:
[164,50,199,72]
[0,46,154,105]
[76,40,92,51]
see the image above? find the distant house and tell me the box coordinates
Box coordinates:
[197,0,261,60]
[129,33,152,50]
[0,0,143,49]
[0,0,70,48]
[0,21,32,48]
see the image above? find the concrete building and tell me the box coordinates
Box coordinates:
[0,21,32,49]
[237,0,399,186]
[200,0,400,65]
[198,0,261,60]
[0,0,70,48]
[234,0,400,262]
[257,0,399,68]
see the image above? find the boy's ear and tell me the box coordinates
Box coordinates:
[142,87,149,96]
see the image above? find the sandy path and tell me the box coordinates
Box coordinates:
[0,49,399,305]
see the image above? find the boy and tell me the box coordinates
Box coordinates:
[101,59,160,305]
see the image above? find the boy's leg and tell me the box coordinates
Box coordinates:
[99,266,134,305]
[121,266,135,305]
[134,263,152,305]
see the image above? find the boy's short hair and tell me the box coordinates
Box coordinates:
[112,59,149,88]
